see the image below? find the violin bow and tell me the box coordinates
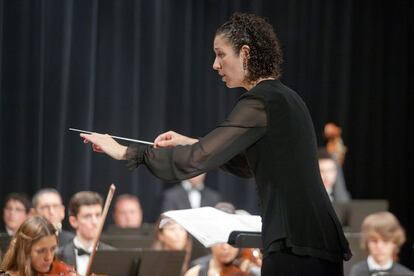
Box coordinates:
[85,184,116,276]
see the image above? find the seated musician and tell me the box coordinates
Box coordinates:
[152,217,192,275]
[112,194,143,229]
[0,215,76,276]
[185,202,261,276]
[31,188,75,248]
[349,211,413,276]
[2,193,31,236]
[58,191,113,276]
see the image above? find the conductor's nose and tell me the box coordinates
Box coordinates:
[213,57,220,71]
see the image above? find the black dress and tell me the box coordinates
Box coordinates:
[126,80,351,272]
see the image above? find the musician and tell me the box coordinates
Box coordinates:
[58,191,113,276]
[31,188,75,247]
[185,202,261,276]
[0,215,76,276]
[80,12,351,275]
[2,193,31,236]
[152,218,192,275]
[112,194,143,228]
[317,148,351,202]
[162,173,222,212]
[349,212,413,276]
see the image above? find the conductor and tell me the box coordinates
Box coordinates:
[80,12,351,275]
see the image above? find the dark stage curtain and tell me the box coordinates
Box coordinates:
[0,0,412,267]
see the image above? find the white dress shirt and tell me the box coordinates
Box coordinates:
[182,180,204,209]
[73,237,93,276]
[367,255,393,271]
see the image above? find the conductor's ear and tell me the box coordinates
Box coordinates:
[240,45,250,59]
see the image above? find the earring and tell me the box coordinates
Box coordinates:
[243,60,247,71]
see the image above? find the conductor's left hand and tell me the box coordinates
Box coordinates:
[80,133,128,160]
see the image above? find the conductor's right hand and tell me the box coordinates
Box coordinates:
[80,133,128,160]
[154,131,198,148]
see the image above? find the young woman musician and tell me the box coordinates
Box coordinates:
[0,216,76,276]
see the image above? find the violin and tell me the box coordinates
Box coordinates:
[38,259,77,276]
[220,248,262,276]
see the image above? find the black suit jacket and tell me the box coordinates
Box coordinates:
[349,260,414,276]
[161,184,221,212]
[57,239,114,270]
[58,230,75,248]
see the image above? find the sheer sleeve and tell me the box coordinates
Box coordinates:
[220,152,254,178]
[125,95,267,182]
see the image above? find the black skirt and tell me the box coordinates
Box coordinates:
[262,249,344,276]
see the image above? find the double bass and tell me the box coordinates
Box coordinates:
[324,122,347,165]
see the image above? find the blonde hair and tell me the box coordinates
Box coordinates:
[0,216,57,276]
[360,211,405,257]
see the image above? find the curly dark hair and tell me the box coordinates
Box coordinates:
[215,13,283,83]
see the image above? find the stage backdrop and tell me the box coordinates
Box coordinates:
[0,0,412,266]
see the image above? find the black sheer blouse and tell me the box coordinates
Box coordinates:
[126,80,351,263]
[126,95,267,181]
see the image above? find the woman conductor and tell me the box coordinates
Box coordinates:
[80,13,351,275]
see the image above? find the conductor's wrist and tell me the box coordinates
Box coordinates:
[118,145,128,160]
[189,138,199,145]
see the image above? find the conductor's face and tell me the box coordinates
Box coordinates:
[213,35,245,89]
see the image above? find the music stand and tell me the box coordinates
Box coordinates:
[105,223,154,236]
[347,199,389,232]
[228,231,262,248]
[90,249,185,276]
[100,234,153,249]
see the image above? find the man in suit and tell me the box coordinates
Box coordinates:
[317,148,351,202]
[58,191,113,275]
[31,188,74,247]
[161,173,221,212]
[112,194,143,228]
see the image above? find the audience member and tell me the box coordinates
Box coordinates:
[1,194,31,236]
[317,148,351,202]
[153,218,192,274]
[31,188,74,247]
[186,202,261,276]
[0,215,76,276]
[58,191,113,275]
[112,194,143,228]
[349,211,414,276]
[162,173,221,212]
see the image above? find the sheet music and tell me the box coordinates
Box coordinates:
[161,207,262,247]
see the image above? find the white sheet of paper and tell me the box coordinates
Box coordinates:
[161,207,262,247]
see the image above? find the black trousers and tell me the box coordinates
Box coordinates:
[262,250,344,276]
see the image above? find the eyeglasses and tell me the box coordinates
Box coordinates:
[4,207,26,213]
